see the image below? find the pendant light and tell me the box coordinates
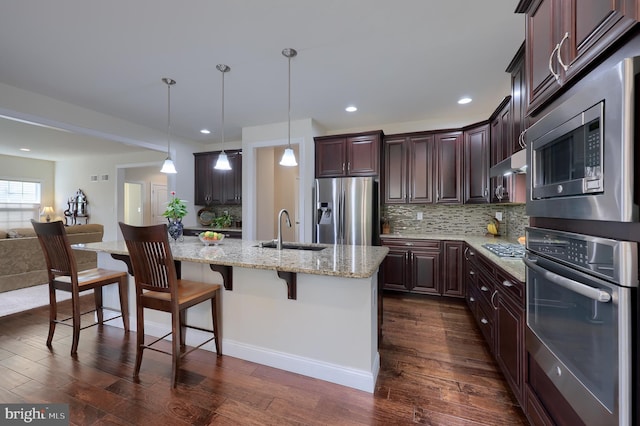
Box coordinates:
[214,64,232,170]
[160,77,177,174]
[280,48,298,167]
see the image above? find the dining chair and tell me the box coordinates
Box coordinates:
[31,220,130,355]
[118,222,221,388]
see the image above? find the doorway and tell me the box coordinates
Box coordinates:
[255,145,299,242]
[123,182,144,225]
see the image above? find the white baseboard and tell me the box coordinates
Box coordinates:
[121,315,379,393]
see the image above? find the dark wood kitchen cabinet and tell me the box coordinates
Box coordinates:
[381,239,464,297]
[464,244,525,406]
[194,149,242,206]
[383,133,434,204]
[381,239,441,295]
[434,131,463,204]
[463,123,490,204]
[314,130,382,178]
[516,0,638,114]
[442,241,464,297]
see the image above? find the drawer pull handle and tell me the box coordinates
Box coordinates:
[481,318,489,324]
[469,297,475,302]
[469,271,475,276]
[480,286,489,292]
[502,280,514,288]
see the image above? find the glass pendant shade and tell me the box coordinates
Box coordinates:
[161,158,177,174]
[279,148,298,166]
[214,151,232,170]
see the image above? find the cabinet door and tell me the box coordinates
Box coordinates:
[222,152,242,204]
[411,249,441,295]
[442,241,464,297]
[526,0,563,113]
[315,138,346,177]
[464,124,489,204]
[347,134,379,176]
[496,293,525,403]
[562,0,637,82]
[381,248,409,291]
[383,137,408,204]
[194,153,214,206]
[509,45,526,156]
[408,134,434,204]
[434,131,463,204]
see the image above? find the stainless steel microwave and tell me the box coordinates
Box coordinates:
[526,56,639,222]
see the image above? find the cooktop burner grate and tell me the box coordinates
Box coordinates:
[482,243,525,259]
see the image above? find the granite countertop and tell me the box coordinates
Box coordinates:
[381,233,525,282]
[184,226,242,233]
[78,237,389,279]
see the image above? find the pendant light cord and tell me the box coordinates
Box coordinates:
[167,82,171,155]
[221,67,225,151]
[287,54,291,149]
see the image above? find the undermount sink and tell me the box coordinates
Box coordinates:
[255,241,325,251]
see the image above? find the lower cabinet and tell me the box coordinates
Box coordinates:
[464,243,525,406]
[381,239,464,297]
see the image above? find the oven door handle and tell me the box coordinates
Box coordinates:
[523,257,611,303]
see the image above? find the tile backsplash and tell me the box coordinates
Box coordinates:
[382,204,528,239]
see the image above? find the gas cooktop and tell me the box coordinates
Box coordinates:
[482,243,525,259]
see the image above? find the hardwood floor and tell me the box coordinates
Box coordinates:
[0,292,528,425]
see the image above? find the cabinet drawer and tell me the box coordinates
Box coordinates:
[496,268,524,306]
[476,296,494,346]
[474,269,495,307]
[383,239,441,251]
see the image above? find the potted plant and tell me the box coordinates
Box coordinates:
[163,191,187,241]
[213,211,232,228]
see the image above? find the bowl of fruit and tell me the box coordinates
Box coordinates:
[199,231,225,246]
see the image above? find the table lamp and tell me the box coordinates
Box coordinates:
[42,206,55,222]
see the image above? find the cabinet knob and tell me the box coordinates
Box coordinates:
[480,285,489,292]
[502,280,514,288]
[469,270,475,276]
[480,318,489,325]
[469,296,475,302]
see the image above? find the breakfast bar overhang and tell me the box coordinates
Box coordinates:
[78,238,389,393]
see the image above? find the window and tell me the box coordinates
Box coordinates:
[0,179,42,228]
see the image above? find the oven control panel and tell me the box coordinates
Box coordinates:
[525,227,637,286]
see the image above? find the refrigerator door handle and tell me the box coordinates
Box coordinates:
[340,187,346,244]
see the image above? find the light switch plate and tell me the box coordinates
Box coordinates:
[417,212,423,220]
[495,212,503,221]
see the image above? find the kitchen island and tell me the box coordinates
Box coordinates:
[78,237,388,392]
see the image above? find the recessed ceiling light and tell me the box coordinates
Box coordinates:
[20,148,30,152]
[345,106,357,112]
[457,97,472,105]
[200,129,211,134]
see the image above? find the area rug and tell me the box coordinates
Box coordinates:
[0,284,71,317]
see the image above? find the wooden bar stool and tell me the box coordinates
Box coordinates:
[118,222,221,388]
[31,220,130,355]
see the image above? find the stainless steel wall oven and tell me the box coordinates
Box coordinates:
[524,227,638,425]
[526,56,640,222]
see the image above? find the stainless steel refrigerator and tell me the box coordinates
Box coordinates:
[313,177,377,245]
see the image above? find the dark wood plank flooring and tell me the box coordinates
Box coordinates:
[0,292,528,425]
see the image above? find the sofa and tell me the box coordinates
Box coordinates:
[0,223,104,293]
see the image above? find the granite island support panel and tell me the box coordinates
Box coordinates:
[78,237,387,393]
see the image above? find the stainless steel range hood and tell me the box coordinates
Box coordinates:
[489,149,527,177]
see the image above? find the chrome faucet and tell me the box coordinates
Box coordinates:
[277,208,292,250]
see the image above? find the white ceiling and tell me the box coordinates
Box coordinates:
[0,1,524,161]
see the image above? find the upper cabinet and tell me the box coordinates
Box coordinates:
[314,130,383,178]
[517,0,638,114]
[463,123,490,204]
[384,130,462,205]
[194,149,242,206]
[383,133,434,204]
[434,131,463,204]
